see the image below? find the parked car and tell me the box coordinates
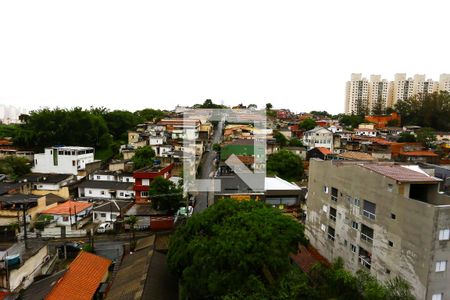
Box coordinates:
[57,242,83,259]
[0,174,6,182]
[97,222,114,233]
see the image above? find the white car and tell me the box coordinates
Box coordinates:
[96,222,113,233]
[174,206,194,223]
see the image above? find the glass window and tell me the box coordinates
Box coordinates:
[432,294,443,300]
[439,229,450,240]
[436,261,447,272]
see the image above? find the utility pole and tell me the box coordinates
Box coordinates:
[21,204,28,249]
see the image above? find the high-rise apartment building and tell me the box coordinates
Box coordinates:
[439,74,450,92]
[368,75,389,114]
[345,73,369,115]
[306,159,450,300]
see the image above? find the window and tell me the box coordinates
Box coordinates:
[327,226,335,242]
[363,200,376,220]
[388,240,394,247]
[322,205,328,213]
[436,261,447,272]
[386,269,391,274]
[331,187,338,201]
[88,190,92,194]
[141,191,149,197]
[63,216,69,222]
[96,176,101,179]
[439,229,450,240]
[361,224,374,244]
[391,213,396,219]
[329,207,337,222]
[323,186,329,194]
[388,184,393,192]
[100,213,106,218]
[432,293,443,300]
[120,192,124,196]
[72,160,76,166]
[101,191,105,195]
[352,221,359,230]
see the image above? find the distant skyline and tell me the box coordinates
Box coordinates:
[1,0,450,114]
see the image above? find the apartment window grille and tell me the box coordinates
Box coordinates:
[362,200,376,220]
[388,241,394,247]
[436,261,447,272]
[352,221,359,230]
[358,247,371,269]
[351,244,357,253]
[439,229,450,240]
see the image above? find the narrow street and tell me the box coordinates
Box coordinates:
[193,120,223,213]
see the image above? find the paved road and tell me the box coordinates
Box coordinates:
[194,120,223,213]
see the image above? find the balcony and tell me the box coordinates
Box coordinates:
[362,210,376,220]
[360,232,373,244]
[359,256,371,269]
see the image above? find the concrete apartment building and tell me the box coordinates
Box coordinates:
[345,73,449,115]
[306,159,450,300]
[345,73,369,115]
[32,146,95,175]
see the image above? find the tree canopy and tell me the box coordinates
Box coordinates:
[265,103,273,110]
[149,176,183,211]
[289,138,304,147]
[267,149,304,181]
[416,127,437,148]
[13,108,112,151]
[339,114,365,129]
[0,156,31,180]
[273,131,288,147]
[397,132,416,143]
[132,146,156,169]
[168,199,307,299]
[394,91,450,131]
[193,99,226,109]
[299,118,316,131]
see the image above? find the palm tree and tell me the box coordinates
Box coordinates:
[125,215,138,251]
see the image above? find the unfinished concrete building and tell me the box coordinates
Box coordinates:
[306,159,450,300]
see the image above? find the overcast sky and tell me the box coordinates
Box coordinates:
[1,0,450,114]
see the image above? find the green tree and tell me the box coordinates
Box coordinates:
[395,91,450,130]
[265,103,273,110]
[387,119,400,127]
[132,146,156,169]
[104,110,142,142]
[194,99,226,109]
[247,104,257,109]
[397,132,416,143]
[13,107,112,151]
[339,114,365,129]
[416,127,437,148]
[299,118,316,131]
[0,124,19,138]
[134,108,166,122]
[267,149,304,181]
[212,143,221,152]
[149,176,182,211]
[274,131,288,147]
[371,95,386,116]
[310,111,331,118]
[168,199,308,299]
[0,156,31,180]
[288,138,304,147]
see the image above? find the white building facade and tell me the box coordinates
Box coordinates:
[32,146,95,175]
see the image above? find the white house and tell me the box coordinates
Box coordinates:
[92,200,132,223]
[88,170,135,183]
[41,200,93,226]
[78,180,134,200]
[32,146,95,175]
[354,128,377,137]
[302,127,334,151]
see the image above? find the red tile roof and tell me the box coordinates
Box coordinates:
[362,164,441,183]
[290,244,330,273]
[41,200,92,215]
[46,251,111,300]
[399,151,438,157]
[316,147,332,155]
